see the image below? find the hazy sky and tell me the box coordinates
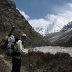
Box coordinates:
[15,0,72,35]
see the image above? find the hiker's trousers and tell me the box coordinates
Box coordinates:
[11,56,21,72]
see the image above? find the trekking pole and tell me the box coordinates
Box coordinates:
[8,26,15,36]
[0,39,5,48]
[28,48,34,72]
[28,49,31,72]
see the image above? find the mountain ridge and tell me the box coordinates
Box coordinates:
[45,21,72,47]
[0,0,48,48]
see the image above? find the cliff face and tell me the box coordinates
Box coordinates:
[0,0,47,48]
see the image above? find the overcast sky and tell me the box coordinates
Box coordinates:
[15,0,72,35]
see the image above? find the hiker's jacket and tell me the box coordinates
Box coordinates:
[14,40,28,54]
[12,39,28,59]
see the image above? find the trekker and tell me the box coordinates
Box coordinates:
[3,26,29,72]
[11,33,28,72]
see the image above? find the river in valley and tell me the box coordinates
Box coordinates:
[33,46,72,56]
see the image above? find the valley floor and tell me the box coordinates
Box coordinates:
[0,46,72,72]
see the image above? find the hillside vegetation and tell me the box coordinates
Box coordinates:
[0,51,72,72]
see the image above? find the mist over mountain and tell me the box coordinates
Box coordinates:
[23,3,72,36]
[61,21,72,32]
[45,21,72,46]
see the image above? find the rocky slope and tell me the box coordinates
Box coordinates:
[45,21,72,47]
[0,0,48,48]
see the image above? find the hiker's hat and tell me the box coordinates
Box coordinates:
[21,33,26,37]
[12,26,15,28]
[12,26,15,30]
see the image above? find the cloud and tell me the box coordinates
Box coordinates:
[46,3,72,32]
[29,18,49,27]
[17,8,30,20]
[18,3,72,35]
[29,18,49,35]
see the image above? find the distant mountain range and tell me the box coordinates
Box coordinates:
[32,22,64,36]
[45,21,72,46]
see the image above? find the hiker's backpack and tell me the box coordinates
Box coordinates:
[6,35,15,56]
